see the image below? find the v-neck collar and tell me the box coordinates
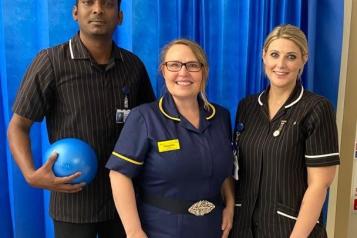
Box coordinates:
[158,93,216,133]
[257,82,304,121]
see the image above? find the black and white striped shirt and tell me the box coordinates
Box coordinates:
[231,83,340,238]
[13,34,155,223]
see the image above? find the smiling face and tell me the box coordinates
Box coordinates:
[161,44,203,101]
[73,0,122,39]
[263,38,307,91]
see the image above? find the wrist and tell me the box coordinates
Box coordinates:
[24,169,36,185]
[126,227,145,238]
[290,230,308,238]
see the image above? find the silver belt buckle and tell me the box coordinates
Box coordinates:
[188,200,215,216]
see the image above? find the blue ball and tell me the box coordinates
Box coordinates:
[45,138,98,184]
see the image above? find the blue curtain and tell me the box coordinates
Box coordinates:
[0,0,343,237]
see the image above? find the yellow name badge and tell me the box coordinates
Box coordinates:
[157,139,180,152]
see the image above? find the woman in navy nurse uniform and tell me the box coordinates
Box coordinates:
[106,39,234,238]
[231,24,340,238]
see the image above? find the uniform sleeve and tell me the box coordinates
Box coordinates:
[12,49,55,121]
[106,107,149,178]
[304,99,340,167]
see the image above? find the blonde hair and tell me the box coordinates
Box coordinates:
[160,39,210,109]
[264,24,308,78]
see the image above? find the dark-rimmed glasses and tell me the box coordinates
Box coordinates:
[163,61,203,72]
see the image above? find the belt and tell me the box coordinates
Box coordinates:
[140,193,222,216]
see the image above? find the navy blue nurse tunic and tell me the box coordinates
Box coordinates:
[231,83,340,238]
[106,93,233,238]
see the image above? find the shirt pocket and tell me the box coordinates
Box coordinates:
[276,202,299,221]
[276,202,326,237]
[276,202,299,236]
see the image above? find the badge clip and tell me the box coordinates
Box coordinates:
[122,86,129,109]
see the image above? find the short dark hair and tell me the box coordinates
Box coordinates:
[75,0,122,8]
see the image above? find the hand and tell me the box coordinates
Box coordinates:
[221,205,234,238]
[26,152,85,193]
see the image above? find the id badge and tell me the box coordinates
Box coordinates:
[116,89,130,123]
[116,109,130,123]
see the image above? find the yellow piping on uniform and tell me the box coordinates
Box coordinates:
[159,97,216,121]
[159,97,181,121]
[206,103,216,120]
[112,151,144,165]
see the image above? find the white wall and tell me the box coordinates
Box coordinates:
[327,0,357,237]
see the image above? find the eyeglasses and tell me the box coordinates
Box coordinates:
[163,61,203,72]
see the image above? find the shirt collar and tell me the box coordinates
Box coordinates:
[258,82,304,109]
[158,93,216,122]
[68,33,124,62]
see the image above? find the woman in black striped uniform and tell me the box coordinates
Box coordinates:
[231,24,340,238]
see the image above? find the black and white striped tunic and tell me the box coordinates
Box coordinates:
[231,83,340,238]
[13,34,155,223]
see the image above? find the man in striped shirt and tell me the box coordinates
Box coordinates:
[7,0,155,237]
